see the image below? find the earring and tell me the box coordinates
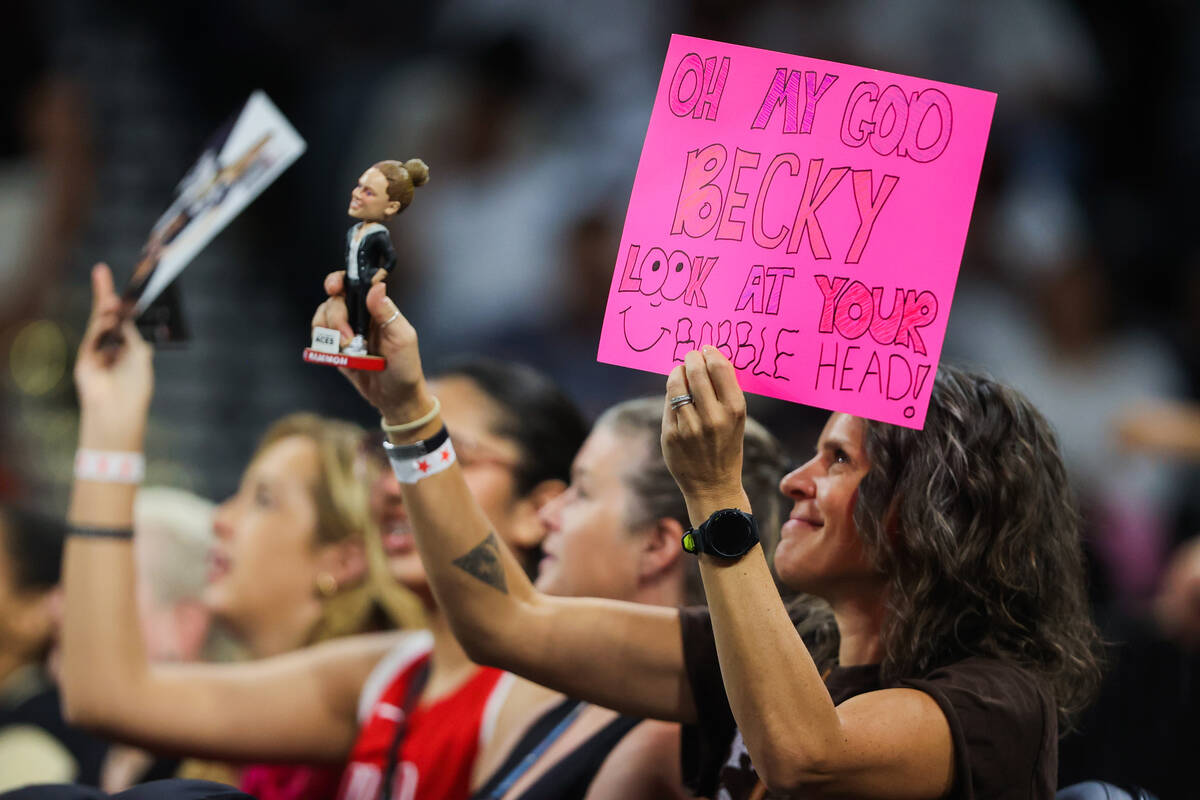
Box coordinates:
[315,572,339,598]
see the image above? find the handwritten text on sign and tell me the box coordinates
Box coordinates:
[596,35,996,428]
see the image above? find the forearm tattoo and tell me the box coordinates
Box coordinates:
[452,531,509,594]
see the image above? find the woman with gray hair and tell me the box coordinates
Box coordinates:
[511,396,787,799]
[534,396,787,609]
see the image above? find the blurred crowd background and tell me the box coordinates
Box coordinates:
[1,0,1198,794]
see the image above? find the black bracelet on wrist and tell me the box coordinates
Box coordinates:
[382,425,450,460]
[69,526,134,540]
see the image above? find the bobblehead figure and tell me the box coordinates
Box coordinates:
[306,159,428,369]
[342,159,429,356]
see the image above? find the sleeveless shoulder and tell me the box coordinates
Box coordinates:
[356,630,434,724]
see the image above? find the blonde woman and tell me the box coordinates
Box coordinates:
[65,285,422,800]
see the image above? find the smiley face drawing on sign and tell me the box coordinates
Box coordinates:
[627,246,694,307]
[616,241,719,351]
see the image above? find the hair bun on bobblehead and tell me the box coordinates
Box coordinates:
[304,159,428,372]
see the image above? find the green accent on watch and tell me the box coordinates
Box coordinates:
[681,508,759,559]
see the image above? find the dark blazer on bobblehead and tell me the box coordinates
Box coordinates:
[344,223,397,338]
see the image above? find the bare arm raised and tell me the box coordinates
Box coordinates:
[660,348,954,798]
[313,276,695,722]
[62,265,396,761]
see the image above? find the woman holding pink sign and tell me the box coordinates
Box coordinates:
[315,276,1102,799]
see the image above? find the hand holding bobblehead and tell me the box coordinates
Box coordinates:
[310,274,435,430]
[303,158,428,371]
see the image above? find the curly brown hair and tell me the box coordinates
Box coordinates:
[849,364,1102,729]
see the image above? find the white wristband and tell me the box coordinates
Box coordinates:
[386,437,457,484]
[74,449,145,484]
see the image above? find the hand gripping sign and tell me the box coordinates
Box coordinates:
[597,35,996,428]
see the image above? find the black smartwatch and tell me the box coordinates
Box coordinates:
[681,508,759,559]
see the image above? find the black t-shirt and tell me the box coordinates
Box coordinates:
[679,606,1058,799]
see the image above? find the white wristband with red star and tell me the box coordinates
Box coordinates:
[383,426,457,484]
[74,449,145,484]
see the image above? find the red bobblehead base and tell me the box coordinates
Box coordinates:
[302,348,386,371]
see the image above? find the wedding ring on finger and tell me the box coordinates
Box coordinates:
[380,309,401,328]
[670,393,694,410]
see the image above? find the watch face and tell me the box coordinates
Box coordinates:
[707,509,758,558]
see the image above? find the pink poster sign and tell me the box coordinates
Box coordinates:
[597,35,996,428]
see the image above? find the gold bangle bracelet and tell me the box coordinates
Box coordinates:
[380,396,442,434]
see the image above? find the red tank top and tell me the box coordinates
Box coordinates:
[337,642,507,800]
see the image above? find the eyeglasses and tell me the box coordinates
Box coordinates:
[450,433,520,472]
